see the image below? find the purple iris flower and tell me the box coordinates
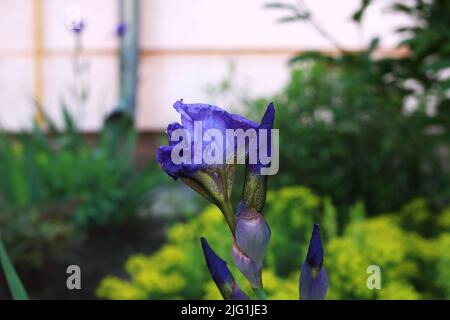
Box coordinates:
[157,100,274,233]
[157,100,259,179]
[299,224,328,300]
[158,101,278,299]
[200,237,249,300]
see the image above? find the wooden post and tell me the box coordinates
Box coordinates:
[33,0,45,126]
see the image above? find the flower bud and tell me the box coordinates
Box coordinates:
[232,242,262,289]
[299,224,328,300]
[243,172,267,212]
[200,237,249,300]
[232,203,270,289]
[243,102,274,211]
[235,203,271,266]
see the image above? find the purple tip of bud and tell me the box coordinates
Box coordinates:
[116,22,127,37]
[300,261,328,300]
[306,223,323,268]
[235,204,271,267]
[200,237,234,286]
[248,102,275,174]
[299,224,328,300]
[201,237,250,300]
[259,102,275,130]
[72,20,85,34]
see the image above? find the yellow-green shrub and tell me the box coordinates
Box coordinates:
[97,186,450,300]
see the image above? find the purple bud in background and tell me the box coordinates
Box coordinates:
[116,22,127,37]
[72,20,85,34]
[299,224,328,300]
[200,237,249,300]
[232,203,270,289]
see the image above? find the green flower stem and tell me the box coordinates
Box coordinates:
[218,168,236,234]
[219,200,236,234]
[253,287,267,300]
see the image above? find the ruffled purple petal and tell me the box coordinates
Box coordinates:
[156,146,179,179]
[157,100,264,179]
[167,122,184,146]
[174,100,258,133]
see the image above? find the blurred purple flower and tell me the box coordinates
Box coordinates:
[299,224,328,300]
[71,20,85,34]
[200,237,250,300]
[116,22,127,37]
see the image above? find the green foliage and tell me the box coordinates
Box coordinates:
[265,186,331,276]
[435,234,450,298]
[245,0,450,216]
[96,205,297,300]
[97,186,450,299]
[0,236,29,300]
[247,56,448,216]
[0,110,163,266]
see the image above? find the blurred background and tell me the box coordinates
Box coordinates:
[0,0,449,299]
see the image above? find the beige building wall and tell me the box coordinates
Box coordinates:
[0,0,411,131]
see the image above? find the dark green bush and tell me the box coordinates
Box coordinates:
[97,186,450,299]
[0,110,163,265]
[246,0,450,218]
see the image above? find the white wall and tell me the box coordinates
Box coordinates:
[0,0,411,131]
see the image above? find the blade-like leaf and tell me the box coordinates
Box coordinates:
[0,237,29,300]
[264,2,298,11]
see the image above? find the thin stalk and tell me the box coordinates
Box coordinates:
[218,168,236,234]
[219,200,236,235]
[253,287,267,300]
[296,0,344,53]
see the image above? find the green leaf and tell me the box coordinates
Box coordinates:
[421,59,450,72]
[264,2,298,11]
[352,0,372,23]
[0,236,29,300]
[277,15,308,23]
[368,37,380,54]
[0,134,30,207]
